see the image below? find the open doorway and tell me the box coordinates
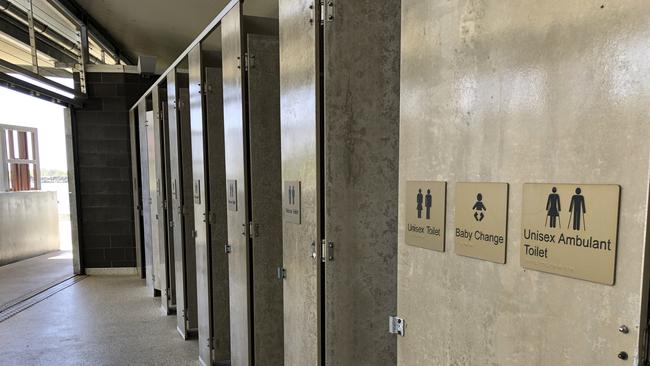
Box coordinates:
[0,85,78,311]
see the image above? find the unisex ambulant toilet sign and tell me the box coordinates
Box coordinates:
[521,183,620,285]
[454,182,509,263]
[405,181,446,252]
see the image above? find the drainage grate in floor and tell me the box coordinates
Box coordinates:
[0,275,87,323]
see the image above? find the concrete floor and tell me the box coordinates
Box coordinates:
[0,276,199,365]
[0,250,73,309]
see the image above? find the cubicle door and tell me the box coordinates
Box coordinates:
[247,33,283,365]
[222,4,251,365]
[167,71,189,336]
[189,43,213,366]
[146,108,162,293]
[397,1,650,365]
[205,66,231,363]
[322,0,400,364]
[179,86,199,334]
[129,109,144,279]
[153,86,170,312]
[161,93,176,309]
[138,101,154,292]
[278,0,320,364]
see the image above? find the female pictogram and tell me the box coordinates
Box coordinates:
[545,187,561,228]
[416,189,423,218]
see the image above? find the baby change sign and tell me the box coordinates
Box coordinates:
[521,183,620,285]
[454,182,509,264]
[405,181,446,252]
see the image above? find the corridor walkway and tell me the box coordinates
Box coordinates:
[0,250,73,310]
[0,276,199,365]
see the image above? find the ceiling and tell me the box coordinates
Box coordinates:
[74,0,278,72]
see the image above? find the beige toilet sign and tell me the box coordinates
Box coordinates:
[521,183,620,285]
[284,181,301,224]
[405,181,446,252]
[454,182,509,263]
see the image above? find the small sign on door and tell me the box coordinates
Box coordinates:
[227,179,237,211]
[193,180,201,204]
[284,181,301,224]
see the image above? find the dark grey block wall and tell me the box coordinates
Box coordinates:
[74,72,154,268]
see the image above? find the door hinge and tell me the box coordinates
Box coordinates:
[169,219,174,229]
[277,267,286,280]
[191,229,197,238]
[389,316,405,336]
[225,244,232,254]
[321,239,333,262]
[249,221,259,238]
[320,0,334,24]
[208,211,217,225]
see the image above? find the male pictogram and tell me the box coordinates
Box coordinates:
[288,185,296,205]
[568,187,586,230]
[425,189,432,220]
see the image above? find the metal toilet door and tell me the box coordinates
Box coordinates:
[204,65,231,363]
[188,42,213,365]
[246,32,284,365]
[279,0,321,364]
[153,86,170,312]
[222,4,252,365]
[138,100,154,293]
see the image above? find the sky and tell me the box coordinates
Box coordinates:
[0,85,67,171]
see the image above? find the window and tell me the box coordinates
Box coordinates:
[0,125,39,191]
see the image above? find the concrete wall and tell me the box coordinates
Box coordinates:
[74,72,154,269]
[398,1,650,365]
[0,191,59,265]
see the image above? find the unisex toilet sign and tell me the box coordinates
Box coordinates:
[521,183,620,285]
[454,182,509,263]
[284,181,301,224]
[227,180,237,211]
[405,181,446,252]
